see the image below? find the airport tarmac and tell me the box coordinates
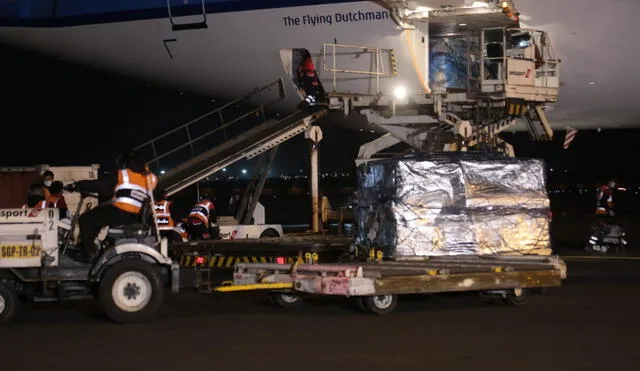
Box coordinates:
[1,257,638,371]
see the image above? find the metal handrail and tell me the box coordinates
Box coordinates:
[322,43,395,93]
[136,78,286,168]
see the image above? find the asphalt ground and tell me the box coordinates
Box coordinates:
[2,256,639,371]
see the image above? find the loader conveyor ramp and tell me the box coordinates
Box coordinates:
[135,78,328,196]
[158,106,327,195]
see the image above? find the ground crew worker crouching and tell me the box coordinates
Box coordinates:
[185,197,219,240]
[66,151,158,262]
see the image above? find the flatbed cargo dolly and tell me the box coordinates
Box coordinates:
[214,254,567,314]
[170,235,352,291]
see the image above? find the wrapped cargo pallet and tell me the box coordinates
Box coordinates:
[355,153,551,258]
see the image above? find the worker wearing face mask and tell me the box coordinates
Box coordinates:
[30,170,55,204]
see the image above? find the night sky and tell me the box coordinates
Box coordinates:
[1,43,638,185]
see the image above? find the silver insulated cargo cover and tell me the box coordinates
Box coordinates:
[355,153,551,258]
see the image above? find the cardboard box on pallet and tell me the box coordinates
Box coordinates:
[354,153,551,258]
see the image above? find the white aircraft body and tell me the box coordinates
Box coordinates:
[0,0,637,132]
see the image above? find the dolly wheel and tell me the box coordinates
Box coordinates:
[99,260,164,324]
[504,288,530,306]
[0,282,19,325]
[362,294,398,315]
[269,292,303,308]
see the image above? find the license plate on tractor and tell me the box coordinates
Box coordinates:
[0,244,42,259]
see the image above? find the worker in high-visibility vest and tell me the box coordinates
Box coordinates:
[185,196,219,240]
[67,150,157,262]
[154,190,175,231]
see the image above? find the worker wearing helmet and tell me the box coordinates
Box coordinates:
[67,150,158,262]
[185,195,219,240]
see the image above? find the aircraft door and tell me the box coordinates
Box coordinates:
[280,48,327,103]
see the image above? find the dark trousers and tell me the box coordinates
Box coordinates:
[79,204,138,255]
[185,221,209,240]
[185,218,220,240]
[300,75,320,98]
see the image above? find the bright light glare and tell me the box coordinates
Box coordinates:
[471,1,489,8]
[394,86,407,100]
[501,1,509,8]
[241,169,247,174]
[414,6,432,12]
[160,170,166,174]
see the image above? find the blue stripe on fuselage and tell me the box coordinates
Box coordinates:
[0,0,365,27]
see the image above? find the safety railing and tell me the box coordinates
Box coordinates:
[135,78,286,172]
[322,43,397,94]
[480,27,560,94]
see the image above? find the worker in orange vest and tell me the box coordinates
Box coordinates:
[154,190,175,231]
[185,196,219,240]
[67,150,158,261]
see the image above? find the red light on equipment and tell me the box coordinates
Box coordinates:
[275,257,285,264]
[195,256,205,264]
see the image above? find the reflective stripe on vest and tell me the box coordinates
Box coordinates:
[154,200,174,228]
[49,196,62,208]
[113,169,158,214]
[188,201,213,224]
[22,200,47,209]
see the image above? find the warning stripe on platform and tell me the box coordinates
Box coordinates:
[179,255,306,268]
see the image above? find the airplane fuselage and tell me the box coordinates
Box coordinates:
[0,1,426,116]
[2,0,637,130]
